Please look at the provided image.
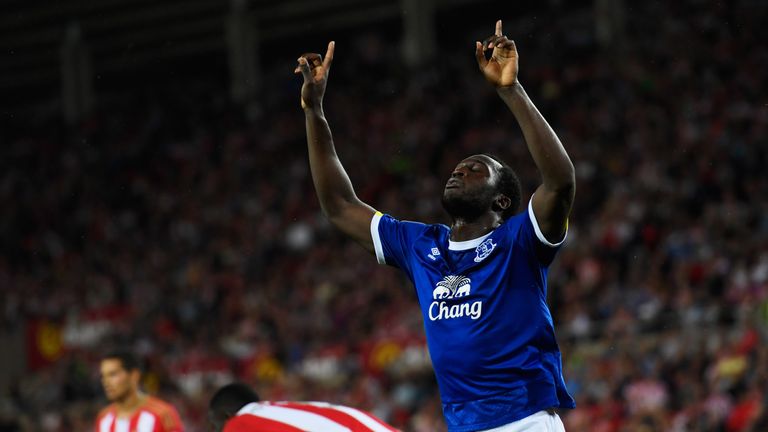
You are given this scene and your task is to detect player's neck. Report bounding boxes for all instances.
[115,391,146,416]
[449,214,501,241]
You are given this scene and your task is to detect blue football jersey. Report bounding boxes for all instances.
[370,199,575,432]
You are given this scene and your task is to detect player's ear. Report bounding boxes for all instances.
[493,194,511,213]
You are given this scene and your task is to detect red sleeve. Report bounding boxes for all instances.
[146,399,184,432]
[223,415,304,432]
[156,406,184,432]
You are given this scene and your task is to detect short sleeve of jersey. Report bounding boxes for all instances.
[157,405,184,432]
[370,212,429,274]
[516,198,568,266]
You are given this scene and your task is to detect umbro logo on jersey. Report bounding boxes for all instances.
[474,238,496,262]
[427,247,440,261]
[429,275,482,321]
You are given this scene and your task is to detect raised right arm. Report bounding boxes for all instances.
[296,42,376,253]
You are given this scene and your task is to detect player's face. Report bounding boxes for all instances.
[100,359,138,402]
[442,155,502,218]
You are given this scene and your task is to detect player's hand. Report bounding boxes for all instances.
[475,20,518,88]
[295,41,335,110]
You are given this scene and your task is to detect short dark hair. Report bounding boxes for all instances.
[208,383,260,429]
[483,154,522,219]
[101,350,141,372]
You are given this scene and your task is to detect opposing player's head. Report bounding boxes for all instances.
[100,350,142,403]
[208,382,260,431]
[442,154,521,221]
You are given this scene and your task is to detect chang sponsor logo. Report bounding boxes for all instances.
[428,275,483,321]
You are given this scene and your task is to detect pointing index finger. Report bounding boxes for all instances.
[323,41,335,71]
[495,20,502,36]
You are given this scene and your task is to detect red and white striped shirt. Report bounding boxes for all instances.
[95,395,184,432]
[222,401,400,432]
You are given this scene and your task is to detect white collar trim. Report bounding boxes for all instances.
[448,230,494,251]
[237,402,260,416]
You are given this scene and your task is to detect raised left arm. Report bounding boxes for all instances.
[476,20,575,242]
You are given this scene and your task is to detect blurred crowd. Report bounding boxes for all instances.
[2,1,768,431]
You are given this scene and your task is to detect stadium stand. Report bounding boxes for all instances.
[1,1,766,430]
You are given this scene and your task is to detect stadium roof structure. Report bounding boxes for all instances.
[0,0,494,93]
[0,0,590,106]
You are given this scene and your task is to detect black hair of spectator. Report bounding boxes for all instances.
[101,350,142,373]
[483,154,522,219]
